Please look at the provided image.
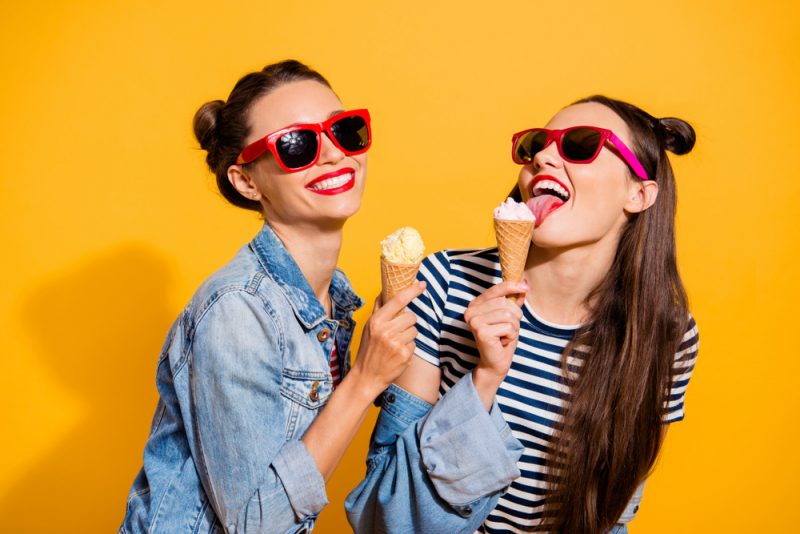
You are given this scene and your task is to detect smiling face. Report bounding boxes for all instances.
[518,102,658,250]
[227,79,367,228]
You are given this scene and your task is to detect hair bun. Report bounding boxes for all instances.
[193,100,225,153]
[656,117,696,155]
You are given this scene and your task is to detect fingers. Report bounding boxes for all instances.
[467,307,522,330]
[476,280,529,302]
[379,280,427,318]
[395,321,418,345]
[465,291,524,324]
[474,322,519,346]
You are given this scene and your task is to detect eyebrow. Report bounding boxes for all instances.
[283,109,346,128]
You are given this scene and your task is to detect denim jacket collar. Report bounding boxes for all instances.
[250,223,364,329]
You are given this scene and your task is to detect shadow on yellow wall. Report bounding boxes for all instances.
[1,246,174,532]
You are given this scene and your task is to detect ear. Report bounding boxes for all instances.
[624,179,659,214]
[227,164,263,202]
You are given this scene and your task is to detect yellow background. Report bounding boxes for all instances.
[1,1,797,532]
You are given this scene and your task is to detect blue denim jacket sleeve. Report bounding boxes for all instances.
[345,372,523,534]
[190,290,326,533]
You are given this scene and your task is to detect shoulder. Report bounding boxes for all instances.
[420,247,499,278]
[419,247,500,293]
[673,312,699,369]
[422,247,498,265]
[679,313,700,351]
[186,245,283,333]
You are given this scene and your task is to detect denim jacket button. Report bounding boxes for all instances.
[309,381,320,402]
[317,328,331,342]
[461,505,472,516]
[385,392,396,404]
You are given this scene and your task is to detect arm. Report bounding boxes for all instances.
[345,371,523,534]
[392,351,441,405]
[191,290,316,533]
[302,283,423,482]
[346,279,529,533]
[190,284,424,533]
[346,250,528,533]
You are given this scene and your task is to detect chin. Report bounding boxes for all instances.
[531,223,584,250]
[322,199,362,224]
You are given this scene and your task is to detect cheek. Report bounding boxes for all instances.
[517,168,534,201]
[571,162,629,207]
[356,154,368,178]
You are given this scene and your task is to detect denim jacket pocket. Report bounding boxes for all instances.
[280,369,333,439]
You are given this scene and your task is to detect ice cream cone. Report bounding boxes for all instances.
[494,218,534,285]
[380,256,421,303]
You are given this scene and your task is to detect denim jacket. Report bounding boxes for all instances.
[345,373,525,534]
[120,223,363,534]
[345,373,645,533]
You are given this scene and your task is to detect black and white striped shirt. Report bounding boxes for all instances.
[409,248,699,533]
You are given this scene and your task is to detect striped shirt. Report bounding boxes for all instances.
[408,248,699,533]
[330,340,342,387]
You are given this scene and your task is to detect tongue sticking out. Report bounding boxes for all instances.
[526,195,565,226]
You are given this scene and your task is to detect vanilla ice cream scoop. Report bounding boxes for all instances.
[381,227,425,264]
[493,197,536,221]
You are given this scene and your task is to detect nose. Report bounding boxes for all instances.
[317,132,346,166]
[531,140,563,172]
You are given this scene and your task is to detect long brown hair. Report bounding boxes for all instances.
[193,59,331,212]
[510,95,695,532]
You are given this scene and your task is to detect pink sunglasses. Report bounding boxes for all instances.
[511,126,650,180]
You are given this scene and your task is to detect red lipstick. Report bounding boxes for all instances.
[305,167,356,196]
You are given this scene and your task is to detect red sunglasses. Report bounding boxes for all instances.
[511,126,650,180]
[236,109,371,172]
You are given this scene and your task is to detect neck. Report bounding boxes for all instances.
[268,218,343,315]
[524,233,619,325]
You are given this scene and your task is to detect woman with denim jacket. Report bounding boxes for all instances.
[346,96,699,533]
[119,60,425,534]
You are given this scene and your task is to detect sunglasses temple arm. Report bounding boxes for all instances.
[237,137,269,165]
[609,133,649,180]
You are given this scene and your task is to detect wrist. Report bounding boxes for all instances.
[472,367,503,411]
[341,365,385,407]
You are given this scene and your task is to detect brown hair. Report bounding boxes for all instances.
[193,59,331,212]
[511,95,695,532]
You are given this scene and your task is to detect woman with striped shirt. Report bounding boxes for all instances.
[346,95,699,533]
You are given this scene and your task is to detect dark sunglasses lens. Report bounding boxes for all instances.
[331,115,370,152]
[276,130,318,169]
[562,128,602,161]
[514,130,549,162]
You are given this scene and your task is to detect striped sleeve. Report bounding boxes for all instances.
[664,314,699,423]
[408,251,451,367]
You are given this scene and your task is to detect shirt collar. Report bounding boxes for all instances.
[249,223,364,329]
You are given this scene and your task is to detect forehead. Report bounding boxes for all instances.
[246,80,343,141]
[545,102,631,140]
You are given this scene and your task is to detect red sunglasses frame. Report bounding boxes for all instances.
[236,109,372,172]
[511,126,650,180]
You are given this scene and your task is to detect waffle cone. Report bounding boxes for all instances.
[381,257,421,303]
[494,218,534,283]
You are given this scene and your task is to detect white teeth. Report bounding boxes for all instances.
[308,173,353,191]
[532,179,570,199]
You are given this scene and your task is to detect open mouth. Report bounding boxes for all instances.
[527,176,570,225]
[305,168,356,195]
